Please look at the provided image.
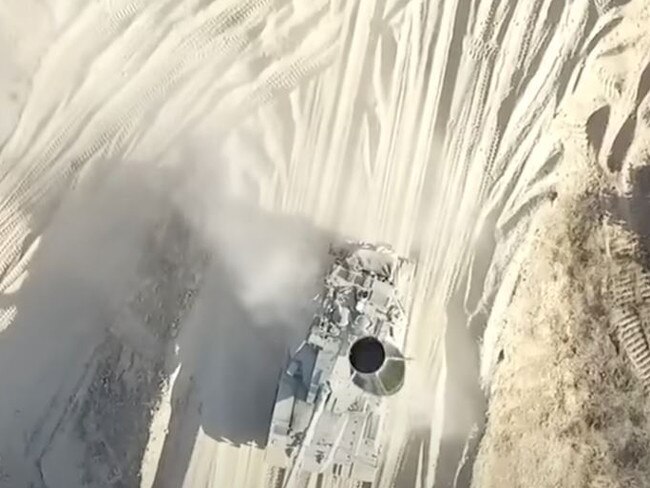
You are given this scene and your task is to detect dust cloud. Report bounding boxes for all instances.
[162,138,334,447]
[0,161,173,485]
[0,134,334,486]
[170,143,331,329]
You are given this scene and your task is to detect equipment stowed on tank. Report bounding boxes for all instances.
[265,240,416,487]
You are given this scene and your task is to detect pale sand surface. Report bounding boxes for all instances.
[0,1,648,487]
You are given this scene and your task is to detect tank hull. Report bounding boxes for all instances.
[265,241,415,486]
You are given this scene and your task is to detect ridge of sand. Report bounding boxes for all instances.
[474,1,650,485]
[0,0,648,487]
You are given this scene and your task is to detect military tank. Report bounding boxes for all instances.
[265,241,416,487]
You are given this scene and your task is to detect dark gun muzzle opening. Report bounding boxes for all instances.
[349,336,386,374]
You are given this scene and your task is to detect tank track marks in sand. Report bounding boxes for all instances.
[124,211,208,343]
[79,338,154,485]
[37,211,207,488]
[0,0,334,290]
[351,481,372,488]
[267,469,375,488]
[611,305,650,390]
[264,466,286,488]
[607,225,650,392]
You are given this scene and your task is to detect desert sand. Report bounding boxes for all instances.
[0,0,648,487]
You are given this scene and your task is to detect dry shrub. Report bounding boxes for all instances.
[472,190,650,488]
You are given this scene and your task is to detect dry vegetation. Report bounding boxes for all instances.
[473,187,650,487]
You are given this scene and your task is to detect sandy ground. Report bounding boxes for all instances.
[0,0,649,487]
[473,1,650,486]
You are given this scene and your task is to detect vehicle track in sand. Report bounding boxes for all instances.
[166,1,605,486]
[0,0,643,487]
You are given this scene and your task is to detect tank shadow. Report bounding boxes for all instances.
[174,204,335,448]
